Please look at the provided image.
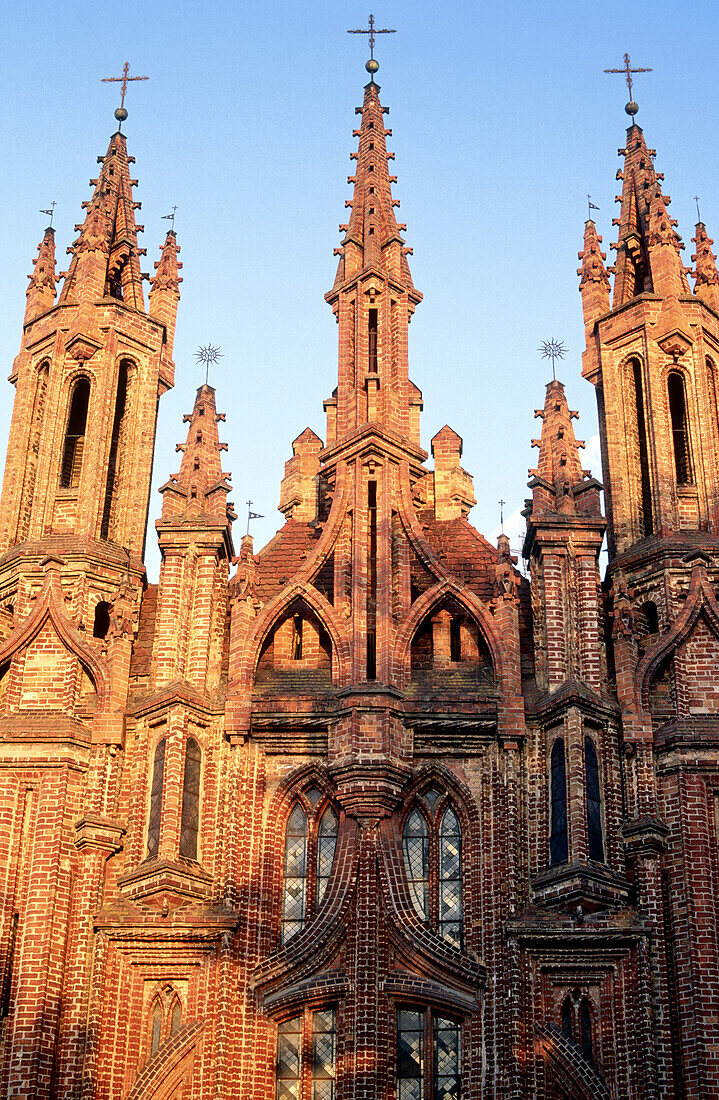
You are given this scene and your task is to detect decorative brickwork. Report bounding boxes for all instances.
[1,74,719,1100]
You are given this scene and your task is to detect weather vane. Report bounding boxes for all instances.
[101,62,149,127]
[539,338,567,382]
[498,499,506,534]
[587,194,599,220]
[246,500,264,536]
[162,206,178,231]
[195,344,223,385]
[40,201,56,228]
[348,13,396,77]
[603,52,652,118]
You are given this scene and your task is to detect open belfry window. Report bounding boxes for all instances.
[60,377,90,489]
[402,788,463,949]
[276,1007,337,1100]
[584,736,605,863]
[396,1008,461,1100]
[281,789,339,944]
[549,738,568,866]
[668,370,693,484]
[147,738,166,859]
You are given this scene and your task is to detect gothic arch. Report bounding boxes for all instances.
[126,1020,203,1100]
[392,580,502,689]
[536,1024,611,1100]
[0,567,111,710]
[241,582,351,688]
[636,560,719,711]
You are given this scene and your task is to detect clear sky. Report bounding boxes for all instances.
[1,1,718,580]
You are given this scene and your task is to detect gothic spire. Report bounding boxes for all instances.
[58,130,147,309]
[692,221,719,311]
[611,124,688,306]
[328,80,417,296]
[25,226,56,323]
[149,230,182,354]
[577,219,611,327]
[158,384,235,529]
[528,380,601,518]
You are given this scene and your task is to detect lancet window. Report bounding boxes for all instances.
[60,377,91,489]
[549,739,568,866]
[560,992,595,1064]
[147,738,166,859]
[148,989,183,1060]
[668,370,693,485]
[584,736,605,863]
[281,788,339,944]
[180,737,202,860]
[396,1008,461,1100]
[401,789,463,949]
[276,1007,337,1100]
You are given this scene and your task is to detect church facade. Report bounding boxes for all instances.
[0,62,717,1100]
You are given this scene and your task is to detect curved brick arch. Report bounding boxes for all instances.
[536,1023,611,1100]
[240,581,352,689]
[636,561,719,712]
[126,1020,203,1100]
[0,566,111,710]
[392,579,504,691]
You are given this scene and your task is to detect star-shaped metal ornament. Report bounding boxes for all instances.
[195,344,223,384]
[538,338,567,382]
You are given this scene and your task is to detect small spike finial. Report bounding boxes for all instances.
[538,338,567,383]
[347,13,396,77]
[695,195,702,223]
[101,62,149,127]
[604,52,652,117]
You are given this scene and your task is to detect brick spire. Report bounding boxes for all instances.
[692,221,719,311]
[528,380,600,517]
[329,79,416,294]
[149,230,182,353]
[58,130,146,309]
[159,384,235,526]
[611,124,688,306]
[24,226,56,323]
[577,218,611,327]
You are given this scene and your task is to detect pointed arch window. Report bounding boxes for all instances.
[668,371,693,484]
[180,737,202,860]
[560,993,596,1065]
[150,1000,163,1057]
[281,789,339,944]
[276,1007,337,1100]
[550,739,568,866]
[396,1008,461,1100]
[402,790,464,949]
[584,736,605,863]
[60,377,90,489]
[628,358,653,536]
[101,359,131,540]
[147,738,166,859]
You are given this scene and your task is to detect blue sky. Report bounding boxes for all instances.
[1,1,718,579]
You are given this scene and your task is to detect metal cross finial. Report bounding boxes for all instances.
[246,501,264,536]
[101,62,149,126]
[40,200,56,228]
[538,338,567,383]
[587,194,599,221]
[604,52,652,106]
[195,344,223,385]
[498,500,506,534]
[348,13,396,75]
[162,206,178,231]
[695,195,702,223]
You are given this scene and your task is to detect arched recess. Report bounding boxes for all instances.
[126,1020,204,1100]
[0,569,111,712]
[535,1024,611,1100]
[60,376,91,490]
[636,562,719,712]
[667,369,694,485]
[622,355,653,538]
[18,359,50,541]
[255,600,333,684]
[240,582,351,690]
[393,581,502,691]
[101,357,135,541]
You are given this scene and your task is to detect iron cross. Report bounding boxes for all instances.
[101,62,149,110]
[347,14,396,61]
[603,53,652,102]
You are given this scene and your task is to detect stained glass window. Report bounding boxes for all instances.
[180,737,201,860]
[397,1009,461,1100]
[316,807,338,905]
[403,809,429,920]
[550,739,568,866]
[276,1008,336,1100]
[281,791,340,945]
[282,804,308,944]
[584,737,605,863]
[402,796,464,947]
[147,738,165,859]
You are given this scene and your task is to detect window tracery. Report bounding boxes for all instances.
[401,788,463,949]
[281,787,339,944]
[276,1006,337,1100]
[396,1007,461,1100]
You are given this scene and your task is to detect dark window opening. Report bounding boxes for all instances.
[93,601,111,639]
[0,913,18,1020]
[561,997,573,1040]
[450,616,462,662]
[147,738,165,859]
[585,736,605,862]
[179,737,201,860]
[630,359,653,535]
[642,600,659,635]
[368,308,378,372]
[668,371,693,484]
[60,378,91,489]
[367,480,377,679]
[101,361,129,539]
[198,407,205,416]
[550,739,568,865]
[580,1000,594,1062]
